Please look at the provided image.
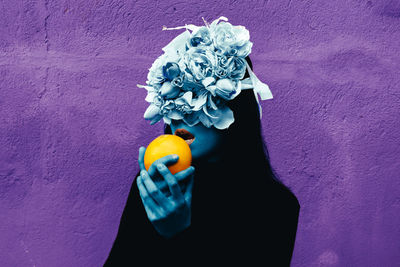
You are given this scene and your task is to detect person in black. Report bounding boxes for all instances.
[104,57,300,266]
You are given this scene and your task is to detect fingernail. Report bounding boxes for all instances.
[172,154,179,159]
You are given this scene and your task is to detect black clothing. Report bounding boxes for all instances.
[104,159,300,267]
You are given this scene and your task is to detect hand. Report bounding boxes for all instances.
[137,147,194,196]
[136,146,195,238]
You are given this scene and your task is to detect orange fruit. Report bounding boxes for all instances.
[144,134,192,175]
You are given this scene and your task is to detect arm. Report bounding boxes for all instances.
[104,148,196,266]
[136,146,195,238]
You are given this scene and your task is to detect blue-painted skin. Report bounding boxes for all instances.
[137,119,227,238]
[169,119,227,162]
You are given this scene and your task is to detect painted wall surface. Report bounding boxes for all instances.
[1,0,399,266]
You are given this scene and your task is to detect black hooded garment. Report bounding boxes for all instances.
[104,158,300,267]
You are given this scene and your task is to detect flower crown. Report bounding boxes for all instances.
[138,16,273,130]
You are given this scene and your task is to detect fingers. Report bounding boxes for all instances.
[155,165,195,192]
[140,170,173,212]
[138,146,178,176]
[148,154,179,178]
[174,166,195,182]
[138,146,146,171]
[157,163,184,204]
[136,176,163,220]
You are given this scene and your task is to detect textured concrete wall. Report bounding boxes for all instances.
[1,0,399,266]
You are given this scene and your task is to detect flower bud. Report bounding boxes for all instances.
[162,62,181,81]
[144,104,161,120]
[160,82,181,99]
[214,78,239,100]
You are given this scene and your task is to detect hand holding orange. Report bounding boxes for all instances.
[144,134,192,175]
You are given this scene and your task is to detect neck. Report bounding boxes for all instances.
[193,148,225,166]
[205,152,222,163]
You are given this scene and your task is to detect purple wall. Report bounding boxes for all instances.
[1,0,399,266]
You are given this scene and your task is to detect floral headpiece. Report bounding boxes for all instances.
[138,16,273,130]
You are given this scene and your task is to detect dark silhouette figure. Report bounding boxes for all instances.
[104,57,300,266]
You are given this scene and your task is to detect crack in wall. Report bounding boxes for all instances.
[44,14,50,51]
[38,67,49,99]
[40,0,51,99]
[44,0,50,52]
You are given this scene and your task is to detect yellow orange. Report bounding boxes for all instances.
[144,134,192,175]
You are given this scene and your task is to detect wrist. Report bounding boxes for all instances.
[155,215,191,239]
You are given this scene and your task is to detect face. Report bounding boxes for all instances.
[169,119,227,162]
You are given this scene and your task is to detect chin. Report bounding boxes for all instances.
[191,148,214,162]
[189,147,201,160]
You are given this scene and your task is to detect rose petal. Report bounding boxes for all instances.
[145,91,157,103]
[183,112,200,126]
[144,104,161,120]
[198,112,213,128]
[214,79,239,100]
[202,105,218,119]
[202,76,215,87]
[161,30,191,55]
[163,116,171,124]
[168,110,184,120]
[205,85,217,97]
[150,115,163,125]
[182,91,193,105]
[175,91,193,106]
[160,82,181,99]
[208,94,218,110]
[192,91,208,111]
[211,106,235,130]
